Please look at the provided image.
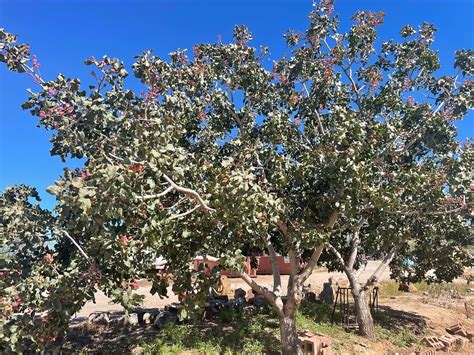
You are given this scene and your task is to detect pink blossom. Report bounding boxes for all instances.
[33,55,41,69]
[47,88,56,96]
[11,297,22,308]
[129,280,139,290]
[39,110,47,118]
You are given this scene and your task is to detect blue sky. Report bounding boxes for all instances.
[1,0,473,209]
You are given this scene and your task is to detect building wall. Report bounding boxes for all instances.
[256,256,293,275]
[193,257,257,277]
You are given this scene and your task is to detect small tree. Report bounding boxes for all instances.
[1,0,473,352]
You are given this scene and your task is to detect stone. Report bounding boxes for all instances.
[208,295,229,303]
[142,312,153,325]
[234,288,247,300]
[242,304,257,316]
[88,311,110,324]
[226,297,246,309]
[153,311,178,329]
[131,346,144,354]
[164,304,179,314]
[108,314,127,326]
[252,294,268,307]
[454,335,469,349]
[398,283,417,293]
[127,313,139,326]
[208,295,229,308]
[319,278,335,305]
[305,292,316,302]
[202,306,219,320]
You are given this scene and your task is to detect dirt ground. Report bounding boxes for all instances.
[75,261,391,319]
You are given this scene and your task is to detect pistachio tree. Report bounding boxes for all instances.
[0,185,97,351]
[1,0,473,352]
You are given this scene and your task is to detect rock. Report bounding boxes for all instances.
[108,314,127,326]
[242,304,257,316]
[226,297,246,309]
[253,294,268,307]
[319,278,335,304]
[153,311,178,329]
[142,312,153,325]
[208,295,229,303]
[208,295,229,308]
[398,283,417,293]
[164,304,179,314]
[202,306,219,320]
[131,346,144,354]
[127,313,139,326]
[88,311,110,324]
[234,288,247,300]
[305,292,316,302]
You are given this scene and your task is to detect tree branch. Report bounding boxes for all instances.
[364,244,403,288]
[63,231,90,261]
[136,185,174,200]
[296,210,339,285]
[389,207,463,217]
[288,249,299,298]
[240,270,284,316]
[162,174,215,213]
[168,205,200,220]
[263,235,282,296]
[325,242,346,270]
[346,218,365,270]
[302,82,325,135]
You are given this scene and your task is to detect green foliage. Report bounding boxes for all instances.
[376,325,420,348]
[0,186,95,351]
[297,302,349,342]
[141,314,279,354]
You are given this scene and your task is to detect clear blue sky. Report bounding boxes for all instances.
[1,0,473,209]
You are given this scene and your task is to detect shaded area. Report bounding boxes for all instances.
[376,305,427,335]
[60,309,281,353]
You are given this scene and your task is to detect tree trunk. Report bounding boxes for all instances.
[279,311,301,354]
[352,289,376,338]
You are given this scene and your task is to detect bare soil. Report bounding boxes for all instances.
[74,261,390,320]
